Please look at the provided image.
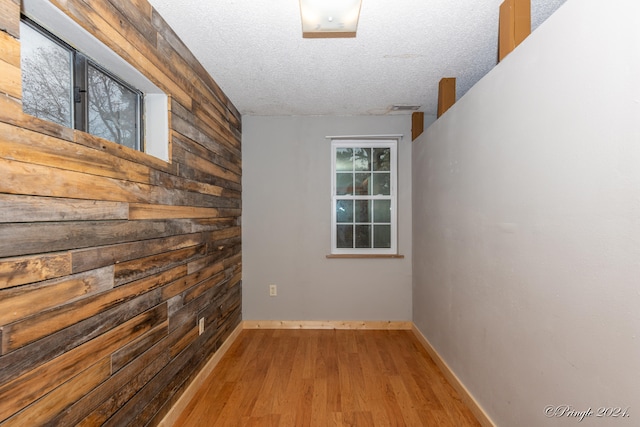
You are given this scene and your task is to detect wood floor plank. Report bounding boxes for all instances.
[174,329,481,426]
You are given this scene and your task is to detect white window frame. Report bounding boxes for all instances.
[22,0,169,162]
[330,137,398,255]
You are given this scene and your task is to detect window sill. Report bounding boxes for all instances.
[326,254,405,259]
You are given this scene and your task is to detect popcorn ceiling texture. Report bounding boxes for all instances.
[148,0,567,117]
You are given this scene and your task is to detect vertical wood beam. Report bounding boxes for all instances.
[411,112,424,141]
[498,0,531,62]
[437,77,456,118]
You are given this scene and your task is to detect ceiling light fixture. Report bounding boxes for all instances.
[299,0,362,38]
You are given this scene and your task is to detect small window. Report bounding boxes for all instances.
[331,139,397,254]
[21,18,143,150]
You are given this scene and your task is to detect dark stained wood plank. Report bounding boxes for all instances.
[111,320,168,373]
[0,252,71,289]
[162,260,225,301]
[51,332,171,426]
[0,219,192,258]
[0,288,164,386]
[71,232,203,273]
[0,0,242,423]
[1,357,111,426]
[0,266,114,325]
[1,266,183,353]
[150,169,225,197]
[114,244,205,286]
[0,303,168,422]
[0,194,129,223]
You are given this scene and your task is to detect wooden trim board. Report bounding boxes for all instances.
[243,320,413,330]
[411,324,495,427]
[157,322,244,427]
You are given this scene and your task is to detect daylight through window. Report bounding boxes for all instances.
[331,139,398,255]
[21,18,143,150]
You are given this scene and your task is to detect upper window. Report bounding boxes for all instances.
[21,18,142,150]
[331,139,397,255]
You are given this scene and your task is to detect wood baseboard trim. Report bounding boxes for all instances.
[158,322,244,427]
[411,325,495,427]
[243,320,413,330]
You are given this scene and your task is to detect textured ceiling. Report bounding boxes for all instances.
[147,0,567,117]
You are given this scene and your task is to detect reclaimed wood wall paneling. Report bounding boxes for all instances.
[0,0,242,424]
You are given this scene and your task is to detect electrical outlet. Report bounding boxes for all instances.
[269,284,277,297]
[198,317,205,335]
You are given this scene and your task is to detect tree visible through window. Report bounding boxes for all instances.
[20,18,142,150]
[331,139,397,254]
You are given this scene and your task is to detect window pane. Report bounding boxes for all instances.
[373,225,391,248]
[373,148,390,171]
[20,23,73,128]
[373,200,391,223]
[355,225,371,248]
[88,64,138,149]
[355,200,371,223]
[353,148,371,171]
[372,173,391,195]
[336,225,353,248]
[336,173,353,195]
[336,200,353,223]
[336,148,353,171]
[355,173,371,195]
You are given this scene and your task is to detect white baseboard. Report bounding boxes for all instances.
[157,322,243,427]
[411,324,495,427]
[242,320,413,330]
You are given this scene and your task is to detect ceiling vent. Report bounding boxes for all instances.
[391,105,421,112]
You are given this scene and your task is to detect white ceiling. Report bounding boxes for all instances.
[147,0,567,117]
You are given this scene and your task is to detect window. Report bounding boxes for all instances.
[331,139,398,255]
[21,18,142,150]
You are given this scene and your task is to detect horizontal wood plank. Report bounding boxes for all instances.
[0,266,114,325]
[51,332,170,426]
[0,30,19,67]
[49,0,192,109]
[0,252,71,289]
[0,0,243,423]
[0,303,167,423]
[1,357,111,427]
[0,57,20,98]
[0,122,152,184]
[0,220,191,258]
[1,266,183,353]
[0,194,129,223]
[114,244,205,286]
[0,288,163,386]
[129,203,219,220]
[71,232,203,273]
[0,0,20,38]
[111,320,168,373]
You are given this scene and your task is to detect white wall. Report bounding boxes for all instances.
[243,115,414,321]
[413,0,640,426]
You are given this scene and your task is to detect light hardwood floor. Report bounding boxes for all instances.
[174,329,481,426]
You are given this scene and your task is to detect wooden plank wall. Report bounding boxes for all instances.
[0,0,242,424]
